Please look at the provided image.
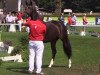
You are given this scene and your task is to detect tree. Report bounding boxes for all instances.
[54,0,62,14]
[37,0,55,12]
[34,0,100,13]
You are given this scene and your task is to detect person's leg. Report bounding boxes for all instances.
[18,20,22,32]
[35,41,44,74]
[83,26,86,32]
[28,41,35,72]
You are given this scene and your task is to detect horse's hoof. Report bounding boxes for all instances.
[48,65,52,68]
[68,65,71,68]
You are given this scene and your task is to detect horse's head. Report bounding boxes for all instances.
[23,0,44,21]
[22,0,36,19]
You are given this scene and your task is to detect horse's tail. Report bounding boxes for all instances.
[59,21,72,59]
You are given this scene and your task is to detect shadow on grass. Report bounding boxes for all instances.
[6,66,29,74]
[6,64,100,75]
[6,64,67,74]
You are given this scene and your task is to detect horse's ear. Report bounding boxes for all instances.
[25,0,32,6]
[25,0,28,6]
[30,0,33,6]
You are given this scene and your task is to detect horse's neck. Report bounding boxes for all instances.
[39,15,44,21]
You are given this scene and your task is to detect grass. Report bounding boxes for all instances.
[44,16,95,22]
[0,30,100,75]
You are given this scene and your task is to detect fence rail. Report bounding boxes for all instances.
[71,22,100,27]
[0,23,19,32]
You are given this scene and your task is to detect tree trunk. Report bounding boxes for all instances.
[55,0,62,15]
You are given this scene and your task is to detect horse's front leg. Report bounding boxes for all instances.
[48,41,57,68]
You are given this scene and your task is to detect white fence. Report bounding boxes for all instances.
[71,21,100,27]
[0,54,23,62]
[0,23,19,32]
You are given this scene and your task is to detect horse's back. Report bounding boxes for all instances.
[43,21,60,42]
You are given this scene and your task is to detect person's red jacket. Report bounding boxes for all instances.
[17,12,23,20]
[83,16,88,25]
[25,19,46,41]
[68,16,72,25]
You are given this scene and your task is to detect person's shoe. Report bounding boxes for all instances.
[35,72,44,75]
[28,71,33,74]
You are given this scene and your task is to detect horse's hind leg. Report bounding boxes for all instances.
[48,40,57,68]
[62,38,72,68]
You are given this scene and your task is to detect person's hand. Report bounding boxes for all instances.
[21,19,26,24]
[21,26,25,29]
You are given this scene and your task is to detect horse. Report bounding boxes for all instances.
[23,0,72,68]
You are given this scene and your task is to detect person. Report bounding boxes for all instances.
[5,12,14,31]
[12,13,17,23]
[46,16,52,22]
[82,13,88,32]
[17,11,23,32]
[0,13,6,23]
[72,13,77,25]
[5,12,12,23]
[58,13,65,22]
[71,13,77,31]
[9,13,17,32]
[58,13,67,26]
[22,9,46,75]
[67,15,72,30]
[66,15,73,34]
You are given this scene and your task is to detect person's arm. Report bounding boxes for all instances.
[5,16,8,22]
[21,19,30,29]
[75,16,77,21]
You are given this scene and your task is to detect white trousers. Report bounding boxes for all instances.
[28,40,44,73]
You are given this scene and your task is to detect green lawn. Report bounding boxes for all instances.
[44,16,95,22]
[0,31,100,75]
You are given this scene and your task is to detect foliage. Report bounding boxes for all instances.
[37,0,55,12]
[0,26,8,32]
[10,45,22,56]
[3,40,12,46]
[19,33,28,46]
[5,32,29,61]
[21,46,29,62]
[18,33,29,62]
[8,32,29,61]
[0,59,2,66]
[36,0,100,13]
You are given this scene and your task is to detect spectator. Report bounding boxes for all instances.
[0,14,6,23]
[58,13,68,26]
[5,12,13,23]
[58,13,65,22]
[46,16,52,22]
[72,13,77,25]
[5,12,14,31]
[71,13,77,31]
[12,13,17,23]
[17,11,23,32]
[82,13,88,32]
[67,15,72,32]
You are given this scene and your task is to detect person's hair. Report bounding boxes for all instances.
[31,9,39,21]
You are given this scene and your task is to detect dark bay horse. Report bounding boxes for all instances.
[23,0,72,68]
